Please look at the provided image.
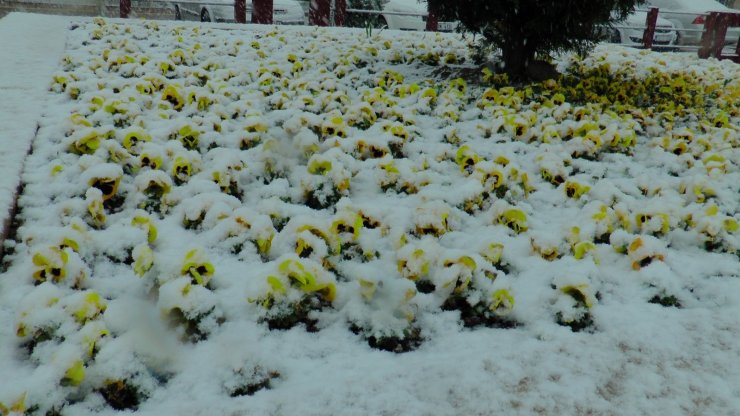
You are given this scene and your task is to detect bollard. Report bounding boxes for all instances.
[735,13,740,61]
[698,12,720,59]
[119,0,131,18]
[641,7,658,50]
[712,13,732,58]
[425,3,438,32]
[253,0,273,24]
[235,0,246,23]
[698,12,740,61]
[309,0,330,26]
[334,0,347,27]
[717,13,740,62]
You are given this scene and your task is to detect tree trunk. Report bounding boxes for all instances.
[501,40,534,81]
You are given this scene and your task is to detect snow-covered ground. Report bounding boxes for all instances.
[0,12,739,416]
[0,13,70,243]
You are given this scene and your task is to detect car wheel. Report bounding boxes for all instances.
[174,5,182,20]
[201,8,211,22]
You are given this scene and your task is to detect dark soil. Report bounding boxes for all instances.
[351,324,424,353]
[649,294,681,308]
[99,379,141,411]
[556,311,594,333]
[441,295,519,329]
[264,295,329,332]
[229,370,280,397]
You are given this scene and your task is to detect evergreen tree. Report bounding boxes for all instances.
[428,0,645,79]
[346,0,387,28]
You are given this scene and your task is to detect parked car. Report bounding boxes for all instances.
[610,10,678,47]
[346,0,456,32]
[173,0,306,24]
[645,0,740,46]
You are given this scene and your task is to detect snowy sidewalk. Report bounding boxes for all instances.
[0,13,70,244]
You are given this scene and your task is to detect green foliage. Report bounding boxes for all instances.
[352,324,424,353]
[428,0,645,78]
[345,0,387,29]
[649,294,681,308]
[229,368,280,397]
[99,379,142,411]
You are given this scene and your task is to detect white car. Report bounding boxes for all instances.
[645,0,740,46]
[381,0,456,31]
[346,0,456,32]
[173,0,306,24]
[611,10,678,47]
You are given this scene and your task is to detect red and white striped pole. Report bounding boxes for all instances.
[309,0,331,26]
[709,13,732,58]
[704,12,740,62]
[234,0,246,23]
[425,1,438,31]
[699,12,721,59]
[252,0,274,24]
[641,7,658,50]
[334,0,347,27]
[119,0,131,18]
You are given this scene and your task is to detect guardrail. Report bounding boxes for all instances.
[607,6,739,62]
[118,0,442,30]
[699,11,740,60]
[116,0,739,61]
[312,0,439,30]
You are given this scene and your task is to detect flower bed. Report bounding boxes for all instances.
[1,17,738,415]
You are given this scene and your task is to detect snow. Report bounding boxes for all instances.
[0,12,739,416]
[0,13,70,243]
